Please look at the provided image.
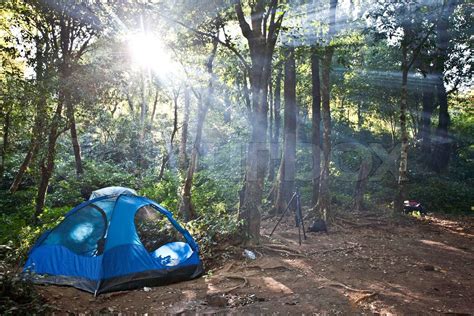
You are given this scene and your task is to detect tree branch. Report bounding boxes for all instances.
[168,17,251,72]
[235,1,252,39]
[407,24,436,70]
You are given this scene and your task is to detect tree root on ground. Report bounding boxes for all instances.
[353,292,378,304]
[246,264,292,272]
[326,281,375,294]
[212,274,249,294]
[258,245,307,258]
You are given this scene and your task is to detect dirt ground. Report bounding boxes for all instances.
[37,212,474,315]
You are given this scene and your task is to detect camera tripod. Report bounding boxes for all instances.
[269,189,307,245]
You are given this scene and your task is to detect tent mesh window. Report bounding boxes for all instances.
[41,204,107,256]
[134,205,186,252]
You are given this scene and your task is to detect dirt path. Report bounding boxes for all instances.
[38,213,474,314]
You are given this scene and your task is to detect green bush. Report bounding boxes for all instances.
[139,171,180,211]
[0,205,70,263]
[49,160,138,207]
[408,177,473,213]
[185,209,242,260]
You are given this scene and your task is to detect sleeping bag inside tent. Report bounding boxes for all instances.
[22,193,203,295]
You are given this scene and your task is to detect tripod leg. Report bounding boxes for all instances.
[298,194,307,240]
[296,193,302,245]
[298,218,302,245]
[270,192,297,237]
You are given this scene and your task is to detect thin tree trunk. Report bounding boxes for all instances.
[394,45,409,214]
[178,86,190,172]
[179,40,218,222]
[137,73,147,170]
[10,39,47,193]
[179,97,206,222]
[357,101,363,129]
[315,0,337,221]
[224,93,232,123]
[67,102,83,175]
[268,79,274,180]
[0,111,10,181]
[275,46,297,214]
[268,67,282,186]
[353,159,370,212]
[311,49,321,207]
[151,89,158,122]
[420,87,434,159]
[140,73,147,128]
[10,141,38,193]
[34,99,64,223]
[126,91,135,114]
[389,114,396,147]
[158,92,179,180]
[34,20,71,221]
[317,46,334,221]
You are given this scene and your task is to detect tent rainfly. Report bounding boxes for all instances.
[22,190,203,295]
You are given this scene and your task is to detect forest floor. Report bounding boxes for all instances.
[36,212,474,315]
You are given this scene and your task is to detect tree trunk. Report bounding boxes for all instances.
[311,49,321,207]
[316,46,334,221]
[268,67,282,184]
[179,41,218,222]
[34,98,64,223]
[314,0,337,221]
[353,159,370,212]
[137,73,148,170]
[431,0,455,173]
[10,140,38,193]
[179,97,206,222]
[275,46,297,214]
[67,102,83,175]
[9,39,47,193]
[0,111,10,181]
[178,86,190,172]
[34,21,71,221]
[357,101,363,129]
[394,45,409,214]
[157,95,179,181]
[420,86,434,159]
[151,89,158,122]
[235,0,284,243]
[268,79,274,180]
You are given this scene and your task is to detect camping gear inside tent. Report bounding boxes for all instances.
[89,186,137,200]
[22,193,203,295]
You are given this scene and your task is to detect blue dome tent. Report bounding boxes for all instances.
[22,192,203,295]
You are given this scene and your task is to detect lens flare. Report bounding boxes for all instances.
[128,32,175,75]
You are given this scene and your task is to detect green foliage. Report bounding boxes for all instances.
[139,172,180,211]
[0,205,69,262]
[408,177,473,214]
[50,160,139,207]
[0,271,49,315]
[185,209,242,260]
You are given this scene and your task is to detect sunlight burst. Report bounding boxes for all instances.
[128,32,175,76]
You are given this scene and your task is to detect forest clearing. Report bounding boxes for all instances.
[33,213,474,314]
[0,0,472,314]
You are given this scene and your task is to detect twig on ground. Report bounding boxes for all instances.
[327,281,374,294]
